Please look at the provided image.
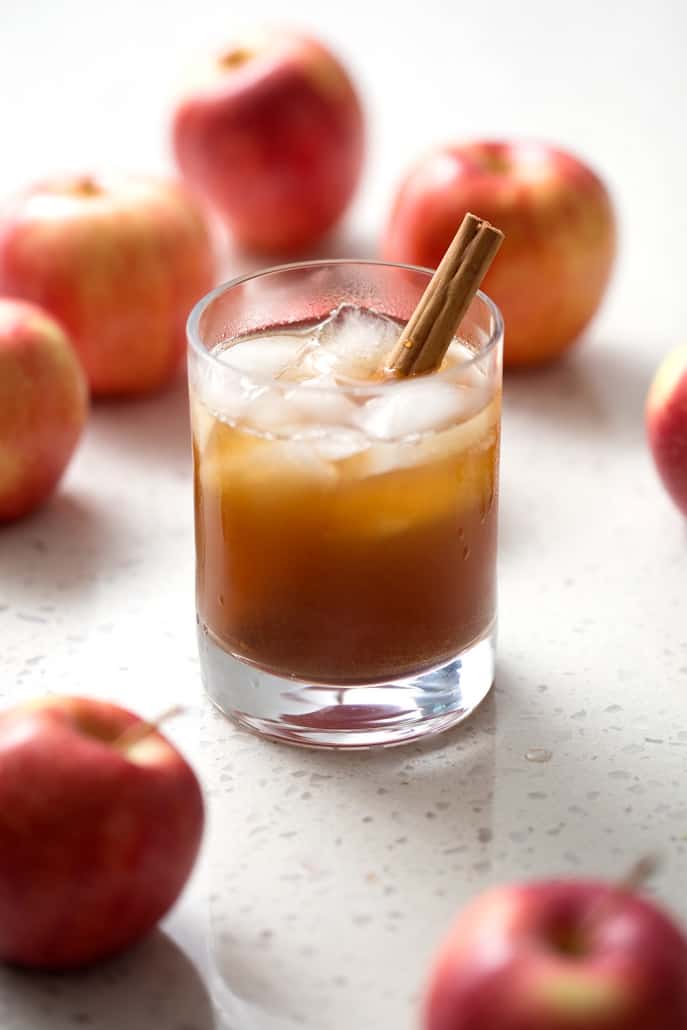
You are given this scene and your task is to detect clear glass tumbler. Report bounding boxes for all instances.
[187,260,503,748]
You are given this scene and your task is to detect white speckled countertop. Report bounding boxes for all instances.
[2,1,687,1027]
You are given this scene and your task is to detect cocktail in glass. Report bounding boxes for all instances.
[187,261,503,747]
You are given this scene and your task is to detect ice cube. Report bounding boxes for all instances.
[408,399,499,468]
[355,379,465,441]
[444,340,488,389]
[215,333,307,379]
[339,440,403,479]
[197,420,270,491]
[199,421,338,494]
[443,398,500,455]
[240,440,339,491]
[292,304,401,381]
[190,358,268,426]
[242,386,302,435]
[312,428,370,462]
[224,438,340,495]
[283,379,358,426]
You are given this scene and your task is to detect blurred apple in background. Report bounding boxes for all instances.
[0,298,87,523]
[171,29,365,254]
[0,696,204,970]
[383,141,616,368]
[424,878,687,1030]
[646,344,687,517]
[0,176,214,397]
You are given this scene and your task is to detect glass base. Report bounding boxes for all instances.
[198,623,496,749]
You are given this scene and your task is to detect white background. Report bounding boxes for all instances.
[2,1,687,1028]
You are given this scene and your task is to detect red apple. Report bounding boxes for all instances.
[0,175,215,397]
[0,298,87,523]
[0,696,204,970]
[382,141,616,367]
[646,344,687,516]
[171,29,365,254]
[424,879,687,1030]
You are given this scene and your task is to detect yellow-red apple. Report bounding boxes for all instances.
[0,298,87,523]
[382,141,616,367]
[0,696,204,970]
[424,879,687,1030]
[0,176,215,397]
[646,344,687,516]
[171,29,365,254]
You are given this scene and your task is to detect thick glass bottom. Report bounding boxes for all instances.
[198,621,496,749]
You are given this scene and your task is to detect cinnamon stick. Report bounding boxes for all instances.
[384,213,504,377]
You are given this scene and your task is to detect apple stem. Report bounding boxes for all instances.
[72,175,101,197]
[218,47,252,69]
[112,704,185,753]
[617,854,660,893]
[580,854,660,940]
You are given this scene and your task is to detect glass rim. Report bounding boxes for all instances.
[186,258,504,394]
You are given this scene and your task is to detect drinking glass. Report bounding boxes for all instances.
[187,260,503,748]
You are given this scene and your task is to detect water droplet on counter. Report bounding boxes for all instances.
[525,748,553,763]
[462,545,471,561]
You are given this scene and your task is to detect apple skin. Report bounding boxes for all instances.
[172,29,365,254]
[646,345,687,516]
[0,696,204,970]
[0,298,88,523]
[382,141,616,367]
[424,880,687,1030]
[0,175,215,397]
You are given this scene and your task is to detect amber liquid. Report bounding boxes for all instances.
[193,395,500,685]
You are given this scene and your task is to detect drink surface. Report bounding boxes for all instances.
[191,305,500,684]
